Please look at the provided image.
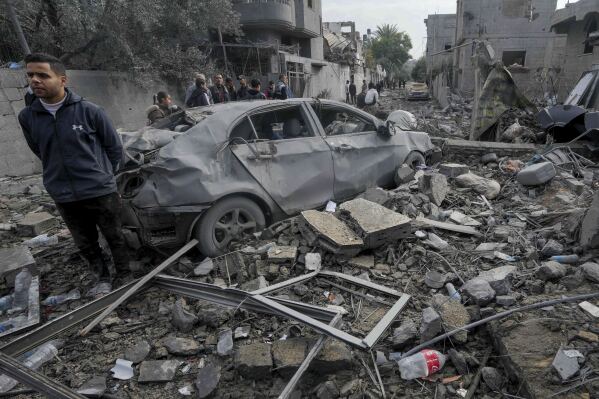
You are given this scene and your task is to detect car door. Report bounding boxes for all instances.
[229,103,334,215]
[309,103,401,201]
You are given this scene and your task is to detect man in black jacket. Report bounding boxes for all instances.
[209,74,230,104]
[18,53,129,282]
[246,79,266,100]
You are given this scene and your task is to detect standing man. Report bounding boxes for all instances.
[237,76,249,100]
[345,80,350,103]
[225,77,237,101]
[361,79,368,94]
[275,74,293,100]
[209,74,230,104]
[185,73,213,105]
[364,82,380,114]
[246,79,267,100]
[264,81,276,99]
[186,76,212,108]
[18,53,129,282]
[349,80,357,105]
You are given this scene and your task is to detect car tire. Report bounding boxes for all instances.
[404,151,426,169]
[195,197,266,256]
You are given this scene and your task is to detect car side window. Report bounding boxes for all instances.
[249,105,314,141]
[230,117,257,142]
[312,105,376,136]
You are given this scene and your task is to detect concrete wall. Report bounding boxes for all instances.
[431,72,451,108]
[425,14,456,73]
[0,69,170,177]
[454,0,558,95]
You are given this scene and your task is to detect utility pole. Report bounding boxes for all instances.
[5,0,31,56]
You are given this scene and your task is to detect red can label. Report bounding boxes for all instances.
[421,350,441,376]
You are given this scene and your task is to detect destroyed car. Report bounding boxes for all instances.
[118,99,438,256]
[407,82,431,101]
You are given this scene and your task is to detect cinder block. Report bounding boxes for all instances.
[17,212,57,236]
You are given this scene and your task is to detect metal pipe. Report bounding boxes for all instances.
[402,291,599,358]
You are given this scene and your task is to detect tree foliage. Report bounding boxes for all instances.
[368,24,412,78]
[0,0,241,87]
[411,57,427,82]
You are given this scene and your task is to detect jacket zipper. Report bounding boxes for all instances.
[52,103,80,201]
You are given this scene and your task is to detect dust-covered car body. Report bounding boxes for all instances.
[118,99,438,255]
[407,83,431,101]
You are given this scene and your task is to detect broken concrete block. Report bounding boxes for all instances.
[535,261,567,281]
[540,239,564,257]
[581,190,599,248]
[495,295,516,307]
[552,348,582,381]
[339,198,412,249]
[272,338,308,376]
[138,360,181,383]
[312,340,353,373]
[418,173,448,206]
[424,271,446,289]
[195,364,220,399]
[241,276,268,292]
[482,367,504,391]
[517,162,556,186]
[123,340,151,364]
[267,246,297,264]
[17,212,57,236]
[217,329,233,356]
[420,307,442,343]
[435,300,470,344]
[348,255,375,270]
[564,178,585,195]
[455,172,501,199]
[162,336,201,356]
[304,253,321,271]
[358,187,391,205]
[423,233,449,250]
[234,343,272,380]
[171,299,198,332]
[581,262,599,283]
[439,163,470,178]
[579,301,599,318]
[193,258,214,276]
[395,165,415,185]
[478,266,517,295]
[462,278,495,306]
[218,252,244,277]
[0,246,36,287]
[448,349,469,375]
[392,319,418,349]
[299,210,363,256]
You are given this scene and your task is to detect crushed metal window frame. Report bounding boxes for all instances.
[0,244,410,397]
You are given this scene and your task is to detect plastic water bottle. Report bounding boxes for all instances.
[12,269,32,311]
[549,255,579,264]
[23,234,58,248]
[0,295,13,312]
[42,289,81,306]
[0,340,63,392]
[397,349,447,380]
[445,283,461,302]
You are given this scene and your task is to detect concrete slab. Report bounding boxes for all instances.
[299,210,363,256]
[138,360,181,383]
[339,198,411,249]
[17,212,58,237]
[267,246,298,264]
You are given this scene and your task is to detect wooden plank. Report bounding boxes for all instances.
[415,216,481,237]
[79,239,198,336]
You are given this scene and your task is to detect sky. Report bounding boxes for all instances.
[322,0,577,58]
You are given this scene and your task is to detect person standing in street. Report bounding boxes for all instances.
[345,80,350,103]
[18,53,129,283]
[363,82,380,114]
[361,80,368,94]
[237,76,249,100]
[225,77,237,101]
[246,79,267,100]
[186,76,212,108]
[275,74,293,100]
[264,81,276,99]
[349,80,357,105]
[209,74,230,104]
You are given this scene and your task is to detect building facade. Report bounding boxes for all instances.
[452,0,557,96]
[424,14,456,75]
[551,0,599,100]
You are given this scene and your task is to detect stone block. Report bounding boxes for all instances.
[439,163,469,178]
[394,165,415,185]
[299,210,363,256]
[435,299,470,344]
[535,261,567,281]
[420,307,442,343]
[272,338,309,376]
[234,343,273,380]
[339,198,412,249]
[418,173,449,206]
[581,262,599,283]
[462,278,495,306]
[478,266,517,295]
[312,340,353,373]
[162,336,201,356]
[564,178,585,195]
[17,212,58,236]
[267,245,297,263]
[392,319,417,349]
[348,255,375,269]
[138,360,181,383]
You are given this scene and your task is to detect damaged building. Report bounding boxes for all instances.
[451,0,559,97]
[424,14,456,76]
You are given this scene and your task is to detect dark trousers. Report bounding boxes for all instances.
[346,93,350,103]
[56,192,129,271]
[350,94,356,104]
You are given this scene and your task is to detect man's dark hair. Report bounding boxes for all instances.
[225,77,233,83]
[268,80,275,85]
[368,82,375,89]
[24,53,66,77]
[156,91,169,104]
[250,79,261,89]
[195,77,206,87]
[279,74,286,80]
[346,80,350,84]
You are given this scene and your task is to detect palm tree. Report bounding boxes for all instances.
[375,24,399,40]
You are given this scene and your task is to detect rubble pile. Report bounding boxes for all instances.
[1,90,599,398]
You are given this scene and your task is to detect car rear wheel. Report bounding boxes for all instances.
[195,197,266,256]
[404,151,426,169]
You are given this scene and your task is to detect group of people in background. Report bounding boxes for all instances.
[147,73,294,125]
[344,78,408,114]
